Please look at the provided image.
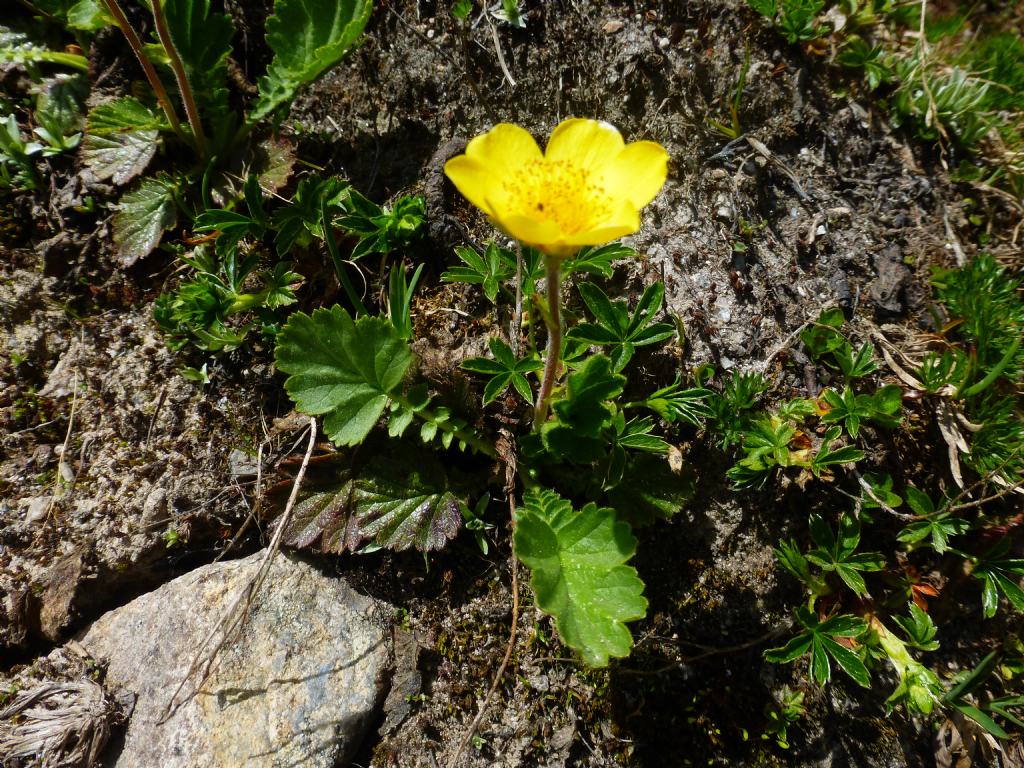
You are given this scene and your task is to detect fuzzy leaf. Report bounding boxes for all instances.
[280,449,464,553]
[275,307,412,447]
[66,0,113,30]
[352,461,463,551]
[111,176,178,266]
[249,0,373,123]
[514,489,647,667]
[607,454,695,527]
[162,0,234,125]
[82,98,164,185]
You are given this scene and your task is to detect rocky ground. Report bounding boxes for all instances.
[1,1,1022,766]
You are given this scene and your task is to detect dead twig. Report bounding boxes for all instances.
[448,433,520,768]
[852,470,916,521]
[482,8,517,88]
[160,417,317,723]
[41,339,82,533]
[216,440,267,562]
[510,240,524,357]
[618,627,788,676]
[752,320,810,376]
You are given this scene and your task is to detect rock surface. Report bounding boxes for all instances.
[77,550,392,767]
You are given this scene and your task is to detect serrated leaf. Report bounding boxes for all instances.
[514,489,647,667]
[86,97,166,134]
[83,98,164,185]
[275,307,412,446]
[249,0,373,123]
[81,130,159,185]
[280,448,465,553]
[606,454,695,527]
[111,176,178,266]
[548,354,625,436]
[163,0,234,126]
[287,481,360,552]
[353,476,462,552]
[66,0,113,30]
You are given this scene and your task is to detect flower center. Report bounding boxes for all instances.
[503,158,615,234]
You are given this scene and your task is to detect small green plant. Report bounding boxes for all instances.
[267,119,711,668]
[565,281,676,373]
[26,0,375,265]
[155,174,427,354]
[747,0,827,45]
[462,339,542,406]
[761,686,806,749]
[0,114,43,190]
[765,609,870,687]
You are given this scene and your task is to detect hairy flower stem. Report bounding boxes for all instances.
[534,255,562,429]
[99,0,190,149]
[150,0,208,159]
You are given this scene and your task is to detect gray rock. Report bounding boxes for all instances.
[78,550,392,768]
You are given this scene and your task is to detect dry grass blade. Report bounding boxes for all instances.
[0,679,117,768]
[160,417,317,722]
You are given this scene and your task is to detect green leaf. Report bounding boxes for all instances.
[275,307,412,447]
[541,354,625,461]
[514,489,647,667]
[442,243,514,304]
[461,337,541,405]
[162,0,234,126]
[35,73,87,137]
[86,96,167,134]
[861,472,902,510]
[281,448,465,553]
[820,636,870,687]
[568,282,675,372]
[894,603,940,651]
[606,454,695,527]
[747,0,777,19]
[111,175,178,266]
[562,243,634,278]
[550,354,625,435]
[800,309,846,359]
[66,0,113,30]
[249,0,373,123]
[834,342,878,380]
[82,98,165,185]
[811,426,865,476]
[903,486,935,516]
[766,610,869,687]
[353,471,464,552]
[953,703,1010,739]
[636,380,713,426]
[764,633,812,664]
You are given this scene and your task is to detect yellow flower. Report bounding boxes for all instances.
[444,118,669,258]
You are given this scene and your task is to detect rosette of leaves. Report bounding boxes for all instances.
[81,0,372,264]
[272,302,664,666]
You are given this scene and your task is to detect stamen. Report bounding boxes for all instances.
[502,158,615,235]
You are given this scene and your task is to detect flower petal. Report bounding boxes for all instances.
[563,201,640,246]
[545,118,625,174]
[444,155,497,217]
[601,141,670,208]
[465,123,542,177]
[494,211,564,251]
